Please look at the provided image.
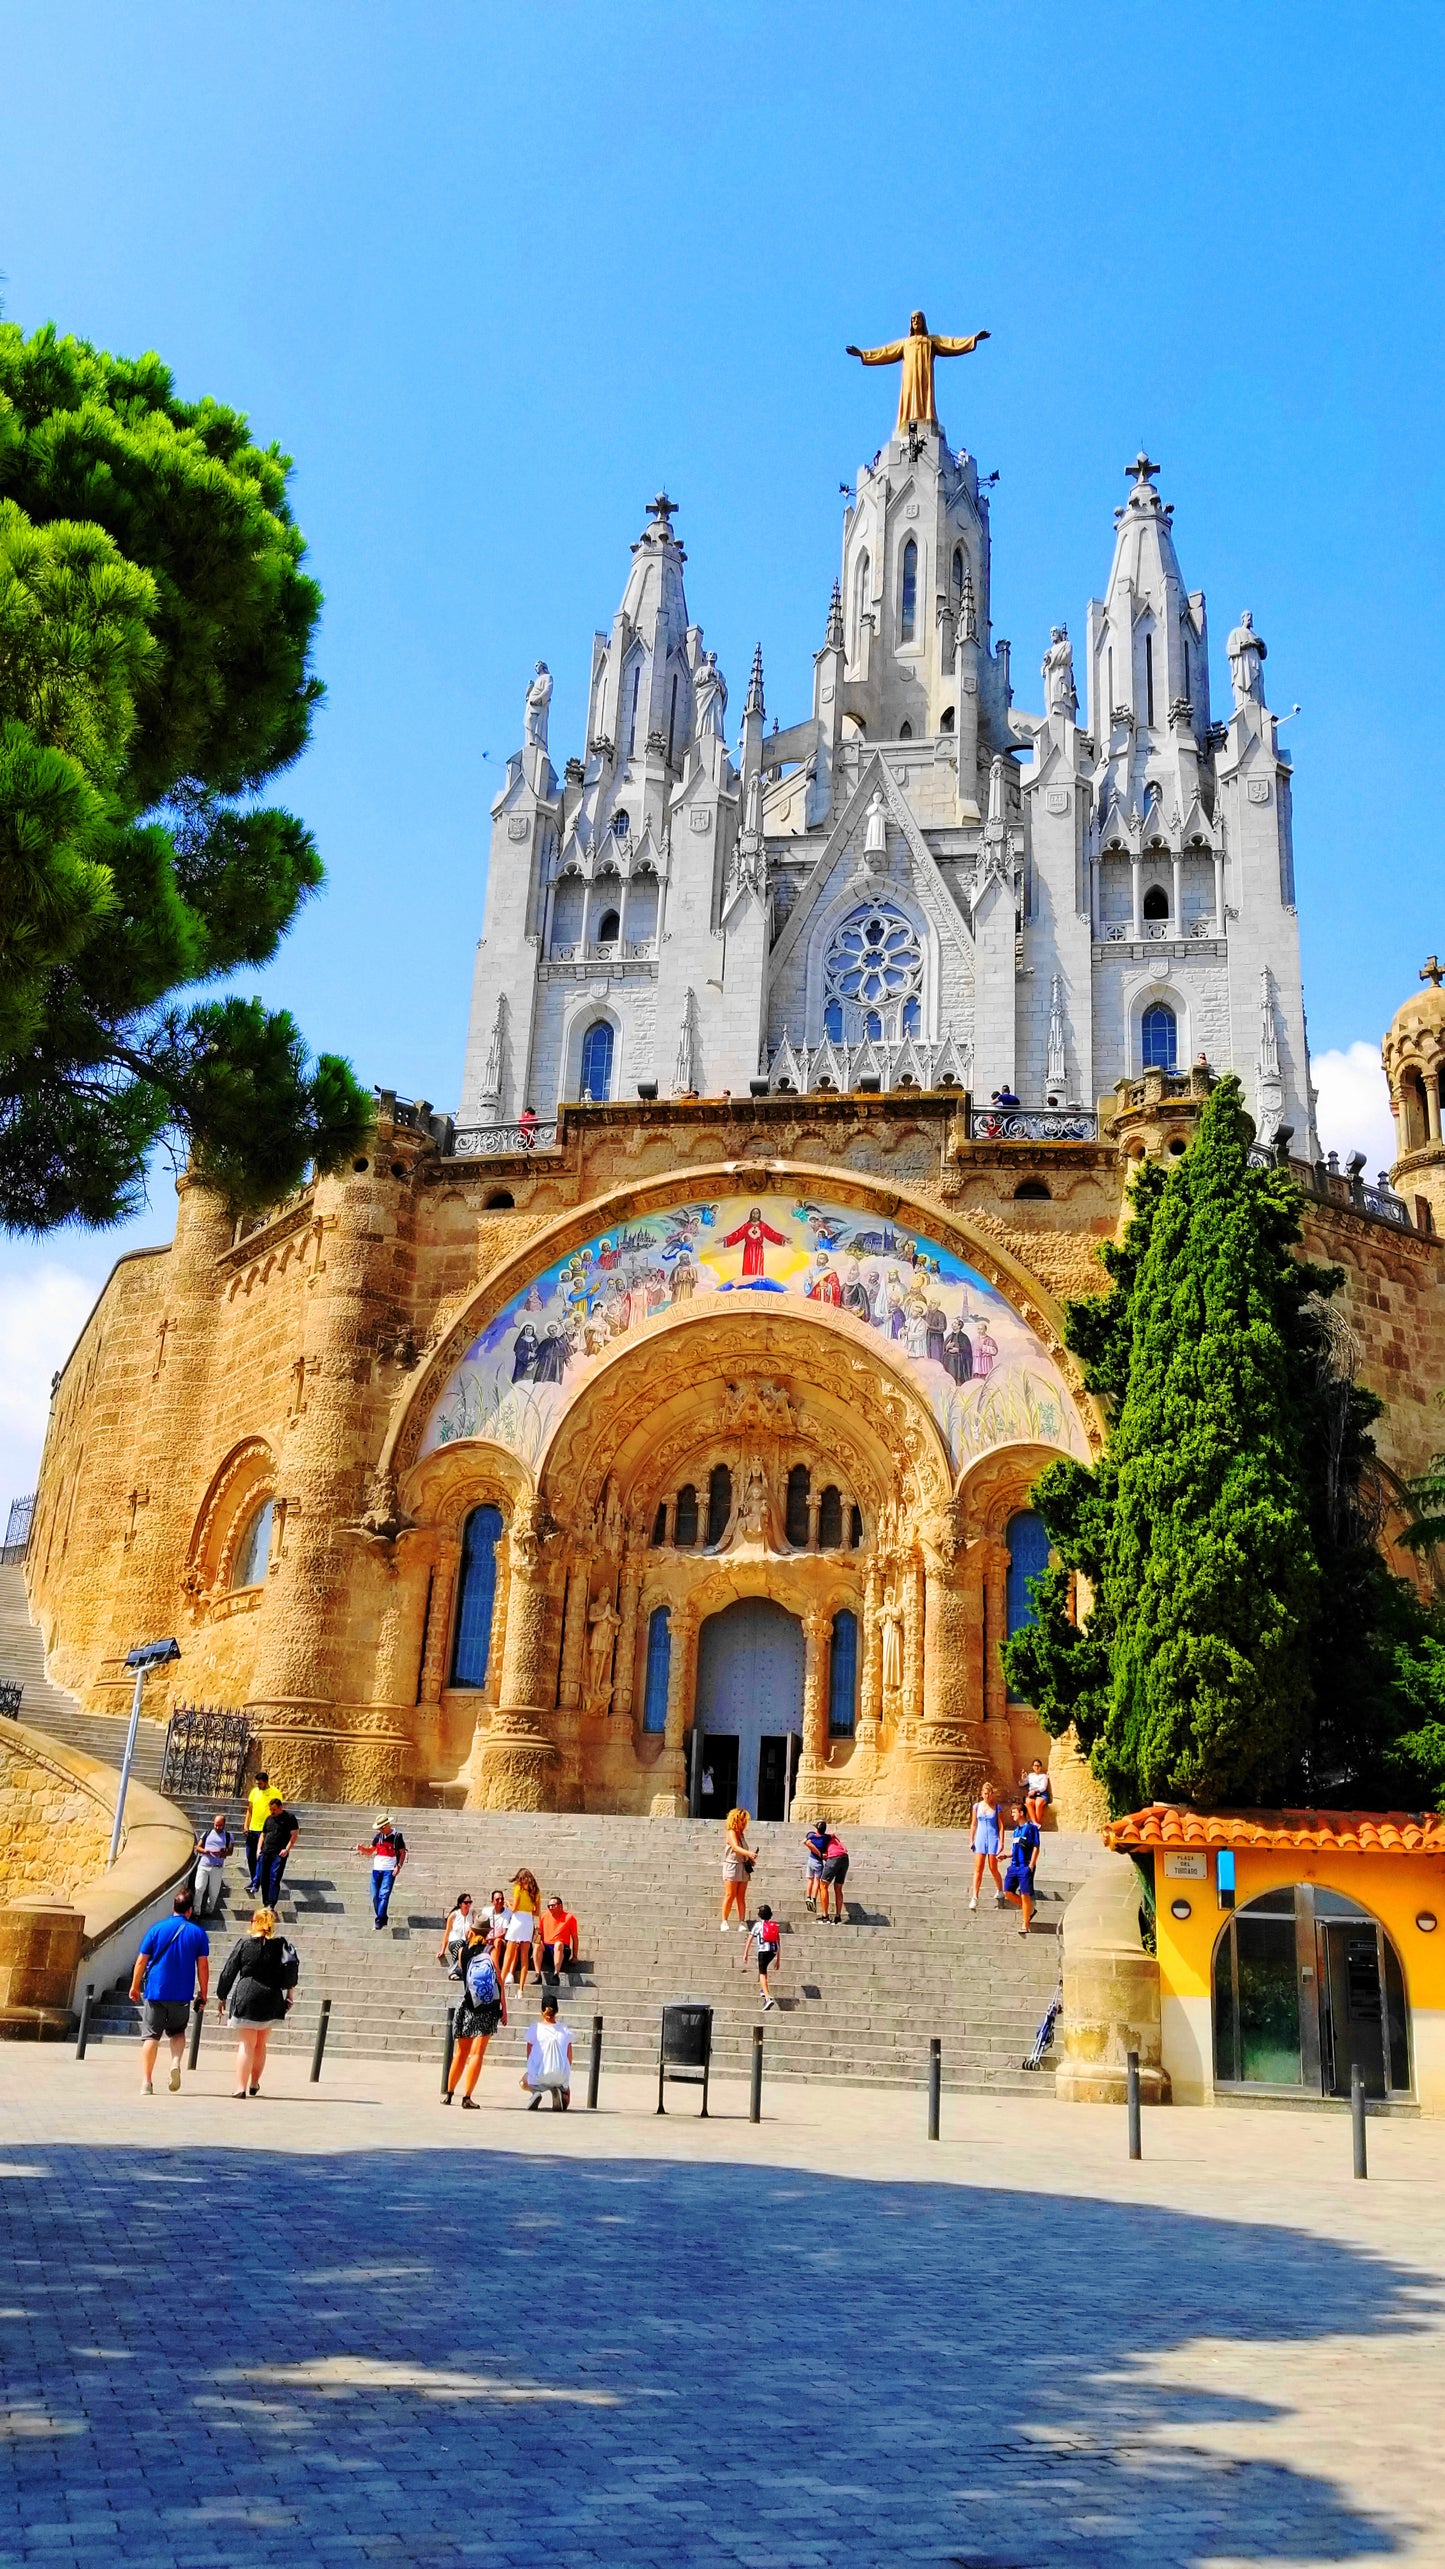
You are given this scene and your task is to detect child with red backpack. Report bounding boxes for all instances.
[743,1905,781,2010]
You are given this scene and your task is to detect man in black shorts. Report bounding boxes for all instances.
[819,1828,850,1921]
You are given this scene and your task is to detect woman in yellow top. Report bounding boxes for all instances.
[720,1808,754,1931]
[500,1867,542,1994]
[244,1772,277,1895]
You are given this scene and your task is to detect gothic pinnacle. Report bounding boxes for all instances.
[825,579,844,650]
[745,642,765,718]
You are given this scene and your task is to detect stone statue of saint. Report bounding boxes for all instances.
[1042,625,1077,719]
[695,650,727,742]
[587,1591,621,1701]
[862,788,888,869]
[1226,611,1267,710]
[737,1465,769,1538]
[524,660,553,750]
[877,1591,905,1696]
[845,310,990,436]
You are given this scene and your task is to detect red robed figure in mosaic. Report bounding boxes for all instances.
[722,1206,788,1279]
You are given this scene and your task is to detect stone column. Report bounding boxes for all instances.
[611,1535,645,1726]
[1130,851,1143,940]
[417,1539,459,1707]
[1170,851,1182,931]
[1428,1075,1442,1146]
[860,1562,882,1743]
[559,1556,593,1710]
[664,1603,696,1753]
[1212,849,1226,937]
[469,1505,560,1810]
[792,1602,833,1825]
[903,1555,925,1729]
[903,1519,987,1828]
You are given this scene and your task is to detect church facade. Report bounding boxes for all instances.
[24,342,1445,1825]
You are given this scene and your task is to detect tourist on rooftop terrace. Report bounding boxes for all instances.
[803,1818,830,1913]
[499,1868,542,1993]
[818,1824,850,1923]
[720,1806,755,1930]
[192,1812,232,1917]
[356,1813,408,1929]
[969,1782,1004,1911]
[216,1907,299,2098]
[521,1993,574,2110]
[444,1922,506,2108]
[1002,1804,1042,1937]
[129,1886,210,2096]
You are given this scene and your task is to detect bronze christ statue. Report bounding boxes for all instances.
[846,309,990,435]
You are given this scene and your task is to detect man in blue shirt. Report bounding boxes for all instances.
[128,1888,210,2095]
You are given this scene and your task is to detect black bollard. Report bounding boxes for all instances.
[74,1985,94,2061]
[927,2035,941,2141]
[1127,2048,1142,2159]
[186,2001,204,2073]
[586,2014,603,2111]
[310,1997,332,2084]
[1352,2063,1368,2179]
[441,2003,456,2100]
[749,2023,763,2125]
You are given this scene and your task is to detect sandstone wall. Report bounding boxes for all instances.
[0,1730,113,1904]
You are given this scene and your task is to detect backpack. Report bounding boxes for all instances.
[465,1948,501,2008]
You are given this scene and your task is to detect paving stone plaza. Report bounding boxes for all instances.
[1,2047,1442,2568]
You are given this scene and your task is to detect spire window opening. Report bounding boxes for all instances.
[1141,1001,1178,1071]
[1145,633,1155,728]
[853,551,871,653]
[900,538,918,642]
[952,546,965,599]
[1143,885,1169,922]
[579,1018,615,1102]
[596,909,621,944]
[666,672,678,766]
[898,721,913,740]
[627,663,642,757]
[940,704,955,731]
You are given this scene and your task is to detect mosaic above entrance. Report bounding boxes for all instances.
[421,1192,1087,1473]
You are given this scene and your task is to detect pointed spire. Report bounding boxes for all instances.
[825,579,844,650]
[745,642,765,719]
[957,570,977,645]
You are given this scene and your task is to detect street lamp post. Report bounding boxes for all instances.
[106,1638,181,1869]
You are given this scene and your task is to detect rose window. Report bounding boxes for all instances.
[822,904,923,1043]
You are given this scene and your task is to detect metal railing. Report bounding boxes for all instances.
[966,1103,1099,1142]
[161,1704,253,1800]
[0,1682,22,1719]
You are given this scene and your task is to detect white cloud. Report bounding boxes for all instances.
[1312,1042,1397,1182]
[0,1265,101,1510]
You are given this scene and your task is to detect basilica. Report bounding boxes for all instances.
[24,328,1445,1826]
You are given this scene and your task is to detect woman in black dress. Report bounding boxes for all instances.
[216,1907,300,2098]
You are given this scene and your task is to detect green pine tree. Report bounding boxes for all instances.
[0,318,371,1228]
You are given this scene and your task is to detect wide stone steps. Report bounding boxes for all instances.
[83,1802,1090,2094]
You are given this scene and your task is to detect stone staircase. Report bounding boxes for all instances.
[79,1805,1110,2095]
[0,1566,167,1786]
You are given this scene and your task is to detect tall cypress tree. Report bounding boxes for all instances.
[1007,1075,1445,1811]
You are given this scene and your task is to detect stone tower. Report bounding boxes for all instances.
[1384,958,1445,1232]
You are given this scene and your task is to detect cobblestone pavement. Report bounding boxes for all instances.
[1,2046,1442,2568]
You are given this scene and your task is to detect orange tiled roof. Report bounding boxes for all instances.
[1103,1804,1445,1858]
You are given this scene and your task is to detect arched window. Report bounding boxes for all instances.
[1005,1508,1050,1703]
[1143,884,1169,922]
[952,545,965,600]
[673,1483,699,1547]
[1141,1001,1178,1071]
[707,1464,733,1546]
[828,1608,859,1735]
[484,1189,514,1210]
[940,704,955,732]
[818,1485,844,1548]
[650,1501,667,1548]
[642,1605,671,1732]
[232,1497,273,1591]
[900,538,918,642]
[903,995,921,1036]
[596,909,621,943]
[898,721,913,741]
[611,808,630,839]
[848,1503,863,1549]
[785,1464,810,1548]
[627,662,642,756]
[823,903,924,1047]
[824,998,844,1044]
[451,1503,504,1688]
[580,1019,614,1101]
[1014,1179,1050,1202]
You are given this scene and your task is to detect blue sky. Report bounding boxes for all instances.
[2,0,1443,1500]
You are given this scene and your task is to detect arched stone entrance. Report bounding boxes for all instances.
[695,1598,805,1820]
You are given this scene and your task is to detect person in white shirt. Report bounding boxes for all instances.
[521,1996,573,2111]
[192,1814,233,1918]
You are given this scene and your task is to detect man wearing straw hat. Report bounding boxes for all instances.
[356,1814,408,1929]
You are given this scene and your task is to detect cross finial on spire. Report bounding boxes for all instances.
[1127,449,1160,486]
[645,490,677,534]
[1421,956,1444,988]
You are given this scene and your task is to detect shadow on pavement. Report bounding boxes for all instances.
[0,2143,1434,2568]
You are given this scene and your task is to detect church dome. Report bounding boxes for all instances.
[1387,976,1445,1045]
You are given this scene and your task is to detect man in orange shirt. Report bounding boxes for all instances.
[538,1894,579,1981]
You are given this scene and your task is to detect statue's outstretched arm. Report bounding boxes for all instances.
[845,339,906,365]
[932,331,991,357]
